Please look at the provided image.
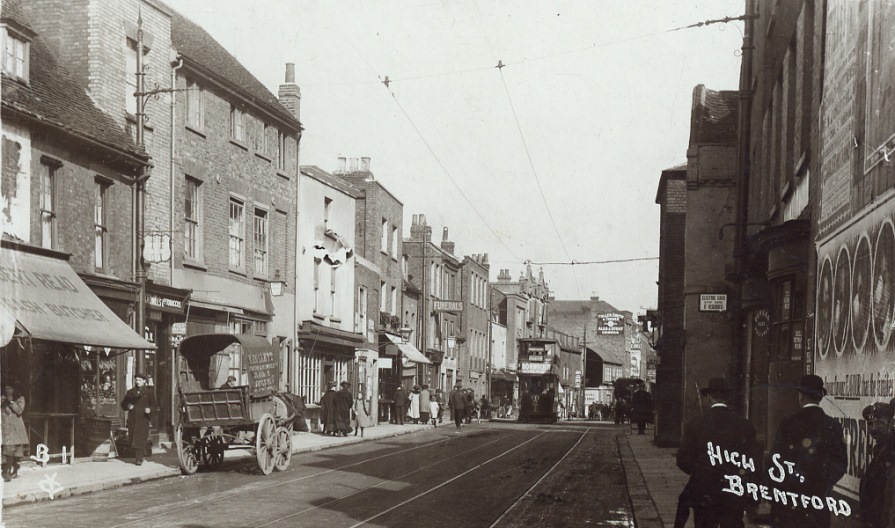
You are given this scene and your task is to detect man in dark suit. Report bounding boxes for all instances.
[448,382,467,431]
[676,378,759,528]
[120,373,157,466]
[393,385,407,425]
[770,375,847,528]
[632,384,653,435]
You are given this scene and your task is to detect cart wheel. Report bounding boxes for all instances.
[202,434,226,469]
[274,426,292,471]
[255,413,277,475]
[176,423,199,475]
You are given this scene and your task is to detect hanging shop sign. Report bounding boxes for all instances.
[146,293,184,314]
[433,300,463,313]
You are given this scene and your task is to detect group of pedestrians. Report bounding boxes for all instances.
[674,374,895,528]
[392,384,442,426]
[318,380,373,437]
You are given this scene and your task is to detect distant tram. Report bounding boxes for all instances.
[517,338,560,423]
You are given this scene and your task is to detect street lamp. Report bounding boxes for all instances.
[270,270,286,297]
[399,325,413,343]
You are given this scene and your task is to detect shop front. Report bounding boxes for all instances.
[0,244,154,460]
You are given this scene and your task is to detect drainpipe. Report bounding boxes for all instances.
[170,56,183,285]
[733,0,755,414]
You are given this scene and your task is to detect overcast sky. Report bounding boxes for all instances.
[165,0,745,313]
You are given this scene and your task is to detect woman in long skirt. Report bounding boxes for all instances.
[2,385,28,481]
[408,385,421,424]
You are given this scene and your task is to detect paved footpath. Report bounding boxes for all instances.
[0,422,434,507]
[621,431,768,528]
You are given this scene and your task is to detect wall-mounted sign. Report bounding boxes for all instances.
[519,362,551,375]
[753,309,770,337]
[146,293,184,314]
[171,322,187,335]
[596,313,625,335]
[142,234,171,263]
[433,300,463,313]
[377,357,393,369]
[699,294,727,312]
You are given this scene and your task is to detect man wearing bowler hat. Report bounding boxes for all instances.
[859,400,895,528]
[120,372,157,465]
[769,375,847,528]
[676,378,759,528]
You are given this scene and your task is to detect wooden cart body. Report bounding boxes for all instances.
[175,334,293,475]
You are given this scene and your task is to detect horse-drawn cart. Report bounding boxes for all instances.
[175,333,298,475]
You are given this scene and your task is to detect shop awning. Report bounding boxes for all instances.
[0,247,155,349]
[385,334,431,364]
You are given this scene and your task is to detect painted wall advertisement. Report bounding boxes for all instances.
[815,194,895,497]
[596,313,624,335]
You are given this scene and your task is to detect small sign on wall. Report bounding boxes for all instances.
[699,294,727,312]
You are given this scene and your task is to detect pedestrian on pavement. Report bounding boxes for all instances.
[120,373,157,466]
[434,389,445,423]
[769,375,847,528]
[419,384,431,425]
[632,384,653,435]
[479,396,490,420]
[352,392,373,438]
[394,385,407,425]
[464,389,475,424]
[615,398,629,425]
[335,381,353,436]
[1,384,27,481]
[449,382,466,431]
[676,378,759,528]
[429,394,440,427]
[319,381,337,435]
[859,400,895,528]
[409,385,421,424]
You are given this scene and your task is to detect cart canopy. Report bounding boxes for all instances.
[179,333,280,398]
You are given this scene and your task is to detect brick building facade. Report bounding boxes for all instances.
[460,253,490,397]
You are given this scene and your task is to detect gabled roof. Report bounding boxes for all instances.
[1,0,147,167]
[301,165,360,198]
[169,10,301,133]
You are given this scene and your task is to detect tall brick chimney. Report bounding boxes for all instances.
[441,227,455,254]
[278,63,301,121]
[410,214,431,242]
[497,269,512,282]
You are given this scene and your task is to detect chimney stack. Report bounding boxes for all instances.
[410,213,431,242]
[441,227,455,254]
[277,63,301,121]
[497,269,512,282]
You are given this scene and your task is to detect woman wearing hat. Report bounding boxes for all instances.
[120,373,157,465]
[2,384,27,481]
[408,385,421,424]
[859,401,895,528]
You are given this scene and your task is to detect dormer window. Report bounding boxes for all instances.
[2,26,30,83]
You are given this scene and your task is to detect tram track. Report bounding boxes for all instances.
[105,433,463,528]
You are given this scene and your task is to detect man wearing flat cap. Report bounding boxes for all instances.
[120,372,156,465]
[676,378,759,528]
[770,375,847,528]
[860,401,895,528]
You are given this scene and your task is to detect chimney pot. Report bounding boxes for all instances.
[285,63,295,83]
[420,214,426,225]
[338,157,346,172]
[443,227,449,241]
[360,157,370,171]
[349,158,359,171]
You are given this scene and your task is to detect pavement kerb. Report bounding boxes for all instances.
[618,435,665,528]
[2,423,433,508]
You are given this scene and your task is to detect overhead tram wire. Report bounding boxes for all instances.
[530,257,660,266]
[496,62,583,299]
[384,89,523,263]
[335,30,523,263]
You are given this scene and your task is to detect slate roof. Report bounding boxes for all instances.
[301,165,360,198]
[0,0,147,164]
[169,10,301,132]
[692,86,738,145]
[549,299,619,315]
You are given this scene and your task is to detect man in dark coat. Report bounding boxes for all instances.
[334,381,353,436]
[393,385,407,425]
[769,375,847,528]
[120,373,157,465]
[632,385,653,435]
[676,378,759,528]
[859,401,895,528]
[319,382,337,435]
[448,382,466,431]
